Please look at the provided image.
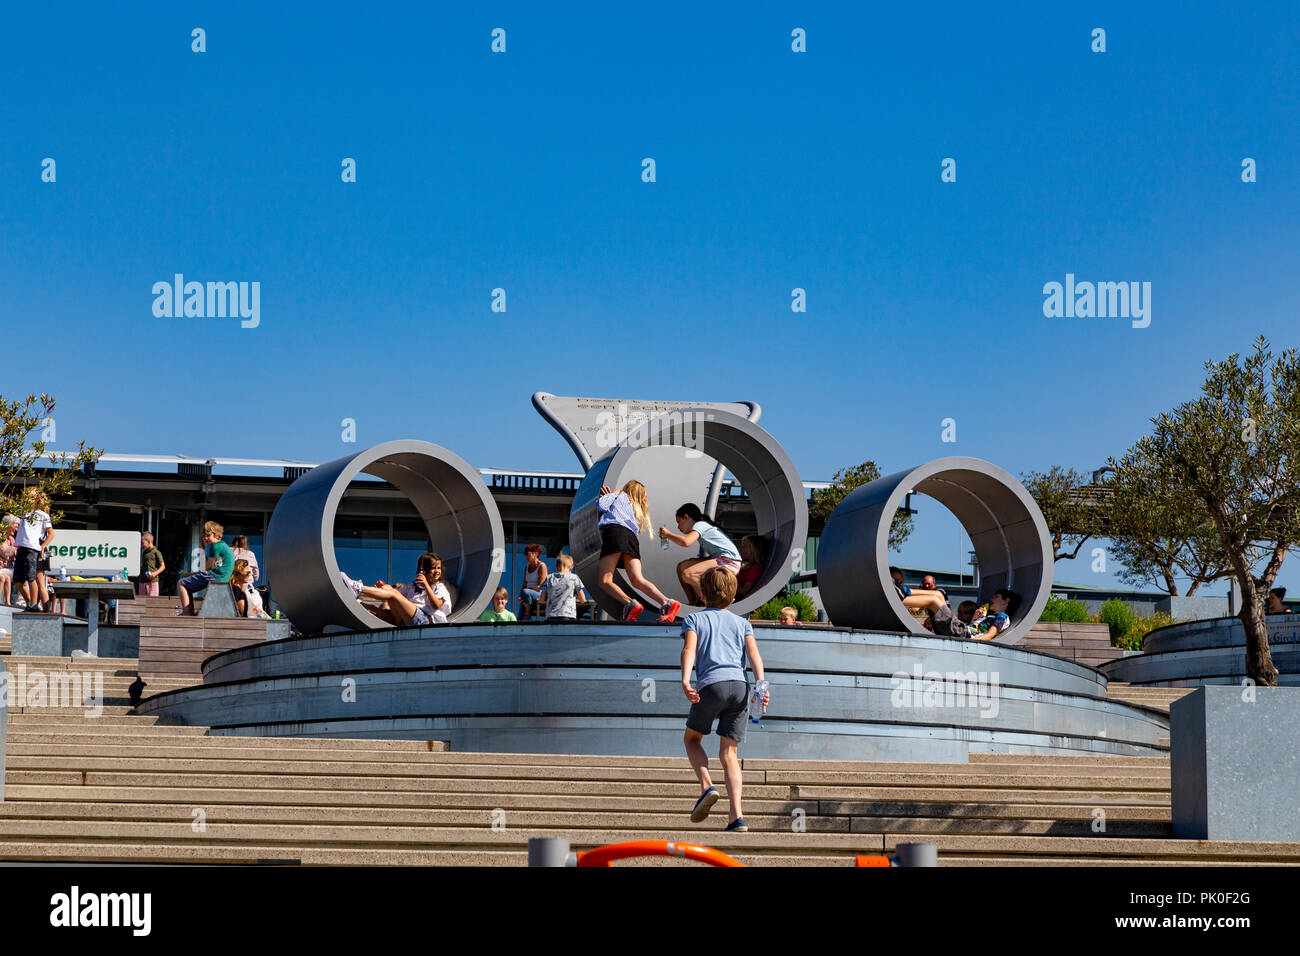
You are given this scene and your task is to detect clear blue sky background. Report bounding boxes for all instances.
[3,2,1297,595]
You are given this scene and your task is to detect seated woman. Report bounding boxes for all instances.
[363,552,451,626]
[735,535,770,600]
[229,559,250,617]
[659,503,741,606]
[230,559,270,619]
[910,588,1021,640]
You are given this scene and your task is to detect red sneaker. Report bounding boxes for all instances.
[658,600,682,623]
[621,602,644,622]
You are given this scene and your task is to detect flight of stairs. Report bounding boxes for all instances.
[1104,683,1197,713]
[1,654,1295,866]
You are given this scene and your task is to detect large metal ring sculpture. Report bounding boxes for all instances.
[569,409,808,619]
[264,440,504,634]
[816,457,1053,644]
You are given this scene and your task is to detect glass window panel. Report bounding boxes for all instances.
[333,515,389,588]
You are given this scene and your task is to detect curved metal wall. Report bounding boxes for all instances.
[264,440,504,633]
[817,457,1053,643]
[138,624,1169,761]
[568,409,808,619]
[1102,614,1300,686]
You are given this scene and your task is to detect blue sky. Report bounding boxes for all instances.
[3,2,1297,595]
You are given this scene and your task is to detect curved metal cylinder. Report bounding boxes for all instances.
[817,457,1053,644]
[264,439,504,634]
[568,409,808,619]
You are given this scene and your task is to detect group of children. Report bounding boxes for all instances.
[890,566,1020,640]
[1,489,55,610]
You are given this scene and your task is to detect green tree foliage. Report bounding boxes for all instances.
[1,394,100,522]
[1021,466,1095,561]
[1110,337,1300,685]
[809,461,913,550]
[1102,439,1230,596]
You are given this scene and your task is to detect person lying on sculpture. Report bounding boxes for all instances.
[910,589,1021,640]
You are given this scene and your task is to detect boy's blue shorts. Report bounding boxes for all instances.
[180,570,215,594]
[687,680,750,743]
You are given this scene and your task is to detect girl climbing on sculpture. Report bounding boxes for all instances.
[658,503,742,607]
[596,480,681,622]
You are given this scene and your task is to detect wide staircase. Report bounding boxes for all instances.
[1,654,1294,866]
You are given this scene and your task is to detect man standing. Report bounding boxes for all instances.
[12,489,54,610]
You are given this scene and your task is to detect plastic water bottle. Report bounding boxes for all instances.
[60,565,67,581]
[660,535,670,551]
[751,679,770,724]
[121,567,129,582]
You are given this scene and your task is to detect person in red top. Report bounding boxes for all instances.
[735,535,769,600]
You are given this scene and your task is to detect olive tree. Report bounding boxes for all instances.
[809,461,913,550]
[1102,441,1231,596]
[1112,338,1300,685]
[1021,466,1095,561]
[0,393,100,522]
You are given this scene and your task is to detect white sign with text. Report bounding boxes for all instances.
[44,530,141,576]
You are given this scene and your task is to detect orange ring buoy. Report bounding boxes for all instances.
[576,839,745,868]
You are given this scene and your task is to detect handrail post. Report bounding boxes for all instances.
[528,837,574,867]
[894,842,938,867]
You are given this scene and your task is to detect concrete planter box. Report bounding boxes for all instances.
[1171,686,1300,841]
[10,614,140,658]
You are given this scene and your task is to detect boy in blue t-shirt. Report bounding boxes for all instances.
[680,566,769,832]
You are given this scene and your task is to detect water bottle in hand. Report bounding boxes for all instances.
[659,527,670,551]
[751,679,770,724]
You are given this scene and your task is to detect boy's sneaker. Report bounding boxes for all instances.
[621,601,644,622]
[690,787,720,822]
[658,600,681,623]
[725,817,749,832]
[12,598,27,610]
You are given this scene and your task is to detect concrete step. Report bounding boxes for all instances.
[3,714,194,727]
[0,819,1293,864]
[4,733,439,751]
[790,786,1170,804]
[3,771,802,798]
[4,772,1171,807]
[967,753,1169,767]
[0,801,1173,837]
[2,785,809,814]
[0,745,1173,777]
[3,757,1171,790]
[0,841,852,866]
[5,705,140,716]
[0,820,891,854]
[879,833,1300,862]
